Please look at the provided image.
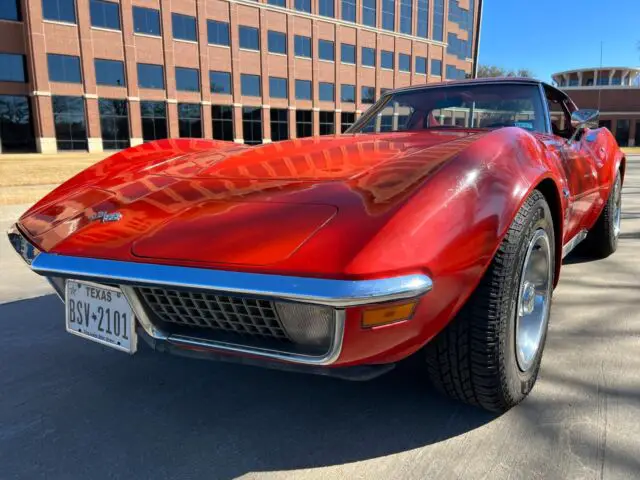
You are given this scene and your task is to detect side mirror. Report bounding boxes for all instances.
[569,109,599,142]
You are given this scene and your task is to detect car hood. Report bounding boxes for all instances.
[18,131,483,274]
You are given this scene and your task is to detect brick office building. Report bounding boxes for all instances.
[0,0,480,154]
[552,67,640,147]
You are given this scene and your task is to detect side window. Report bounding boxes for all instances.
[546,91,573,139]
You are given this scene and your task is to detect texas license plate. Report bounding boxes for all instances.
[65,280,137,353]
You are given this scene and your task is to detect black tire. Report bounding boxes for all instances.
[581,172,621,259]
[425,190,555,412]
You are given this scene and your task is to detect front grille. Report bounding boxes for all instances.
[137,287,290,341]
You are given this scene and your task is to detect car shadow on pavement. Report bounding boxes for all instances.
[0,294,496,479]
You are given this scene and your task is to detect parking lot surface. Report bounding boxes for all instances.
[1,157,639,479]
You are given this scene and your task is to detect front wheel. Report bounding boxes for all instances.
[425,190,555,412]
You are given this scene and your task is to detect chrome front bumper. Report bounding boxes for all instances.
[8,224,433,366]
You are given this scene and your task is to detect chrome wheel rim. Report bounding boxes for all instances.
[613,177,622,238]
[515,229,552,372]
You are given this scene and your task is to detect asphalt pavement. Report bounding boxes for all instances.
[1,157,639,479]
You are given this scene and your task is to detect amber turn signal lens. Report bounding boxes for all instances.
[362,301,417,328]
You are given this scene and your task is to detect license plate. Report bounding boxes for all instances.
[65,280,137,354]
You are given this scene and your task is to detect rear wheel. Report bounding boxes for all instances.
[425,191,555,412]
[581,172,621,258]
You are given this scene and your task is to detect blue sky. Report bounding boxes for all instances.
[479,0,640,82]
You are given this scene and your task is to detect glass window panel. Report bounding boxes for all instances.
[42,0,76,23]
[294,35,312,58]
[431,59,442,76]
[270,108,288,141]
[95,59,125,86]
[318,39,334,61]
[242,106,262,145]
[47,54,82,83]
[133,6,160,36]
[318,0,334,17]
[178,103,202,138]
[212,105,234,141]
[341,43,355,64]
[382,0,395,31]
[0,53,26,82]
[268,30,287,54]
[294,0,311,13]
[268,0,286,5]
[361,86,375,104]
[172,13,197,41]
[319,111,334,135]
[417,0,428,37]
[239,25,260,50]
[362,47,375,67]
[416,56,427,74]
[207,20,229,45]
[399,0,412,34]
[362,0,376,27]
[342,0,355,22]
[399,53,410,72]
[319,82,334,102]
[210,71,231,94]
[241,74,261,97]
[140,100,167,141]
[269,76,288,99]
[296,110,312,138]
[90,0,120,29]
[295,79,312,100]
[137,63,164,89]
[98,98,129,150]
[341,111,355,132]
[0,95,35,152]
[175,67,200,92]
[1,0,21,21]
[381,50,393,69]
[341,84,355,103]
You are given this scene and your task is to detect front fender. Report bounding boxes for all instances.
[342,128,565,361]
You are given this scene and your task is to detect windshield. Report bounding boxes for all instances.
[348,83,547,135]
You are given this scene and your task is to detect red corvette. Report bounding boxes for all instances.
[9,78,624,412]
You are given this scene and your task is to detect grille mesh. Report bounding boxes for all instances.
[137,287,290,340]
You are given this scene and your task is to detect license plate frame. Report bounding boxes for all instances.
[65,280,138,354]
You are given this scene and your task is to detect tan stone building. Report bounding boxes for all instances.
[0,0,480,153]
[552,67,640,147]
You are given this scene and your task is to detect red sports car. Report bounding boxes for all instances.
[8,78,624,412]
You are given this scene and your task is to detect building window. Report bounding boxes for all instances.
[341,111,355,132]
[381,50,393,69]
[241,74,261,97]
[361,86,375,104]
[95,59,125,86]
[42,0,76,23]
[137,63,164,89]
[133,6,160,36]
[362,0,376,27]
[270,108,288,141]
[361,47,375,67]
[0,53,26,82]
[615,119,630,147]
[294,35,312,58]
[47,54,82,83]
[415,56,427,74]
[178,103,202,138]
[417,0,428,37]
[341,84,355,103]
[140,101,167,141]
[433,0,444,41]
[319,39,334,61]
[318,0,334,17]
[90,0,120,30]
[212,105,234,141]
[268,30,287,54]
[172,13,196,41]
[0,95,35,152]
[399,0,412,34]
[210,71,231,94]
[242,107,262,145]
[382,0,395,31]
[596,75,609,86]
[175,67,200,92]
[269,76,288,99]
[268,0,286,6]
[319,111,334,135]
[568,78,579,87]
[342,0,355,21]
[294,0,311,13]
[239,26,260,50]
[341,43,356,64]
[1,0,20,21]
[296,110,312,138]
[399,53,410,72]
[611,76,622,86]
[296,79,312,100]
[319,82,334,101]
[52,95,87,151]
[446,65,466,80]
[98,99,129,150]
[431,59,442,76]
[207,20,229,46]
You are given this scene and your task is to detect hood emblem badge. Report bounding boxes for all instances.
[89,211,123,223]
